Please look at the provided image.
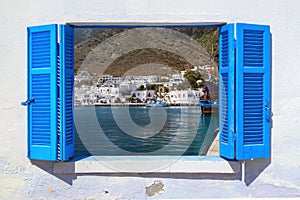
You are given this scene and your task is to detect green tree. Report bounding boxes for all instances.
[160,78,169,82]
[137,85,146,91]
[184,70,205,89]
[146,84,159,91]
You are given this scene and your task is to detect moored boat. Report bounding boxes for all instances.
[198,101,219,114]
[146,99,168,107]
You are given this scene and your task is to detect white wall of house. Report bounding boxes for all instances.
[1,0,300,199]
[168,90,202,104]
[131,90,155,101]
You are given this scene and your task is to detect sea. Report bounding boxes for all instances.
[74,106,219,156]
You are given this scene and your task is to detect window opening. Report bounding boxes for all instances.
[72,26,220,156]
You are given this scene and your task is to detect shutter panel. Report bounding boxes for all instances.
[59,25,75,160]
[235,23,271,160]
[27,24,58,160]
[219,24,236,159]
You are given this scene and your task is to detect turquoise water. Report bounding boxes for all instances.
[74,106,219,156]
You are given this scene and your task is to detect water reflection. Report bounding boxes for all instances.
[74,106,219,156]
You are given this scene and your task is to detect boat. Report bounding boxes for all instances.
[146,99,168,107]
[198,101,219,114]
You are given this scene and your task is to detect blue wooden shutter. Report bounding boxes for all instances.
[235,23,271,160]
[27,24,58,160]
[59,25,75,160]
[219,24,236,159]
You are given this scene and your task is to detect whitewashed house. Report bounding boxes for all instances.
[131,90,155,102]
[168,90,203,104]
[97,75,122,86]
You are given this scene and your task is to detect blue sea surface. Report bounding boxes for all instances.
[74,106,219,156]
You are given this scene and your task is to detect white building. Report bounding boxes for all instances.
[131,90,155,102]
[97,75,122,86]
[168,90,203,104]
[97,86,120,102]
[74,84,99,105]
[167,79,185,89]
[171,73,183,80]
[119,81,138,93]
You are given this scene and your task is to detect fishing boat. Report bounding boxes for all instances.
[198,101,219,114]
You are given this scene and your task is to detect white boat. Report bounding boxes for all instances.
[146,100,168,107]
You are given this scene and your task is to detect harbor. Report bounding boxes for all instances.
[74,106,219,156]
[93,102,202,107]
[74,65,219,107]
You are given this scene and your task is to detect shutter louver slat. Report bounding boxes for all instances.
[27,24,58,160]
[220,73,228,144]
[236,23,271,160]
[31,75,51,146]
[60,25,75,160]
[243,73,264,146]
[219,24,235,159]
[65,74,74,146]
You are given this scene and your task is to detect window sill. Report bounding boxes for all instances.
[53,156,240,174]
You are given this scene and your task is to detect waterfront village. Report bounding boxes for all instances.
[74,65,219,106]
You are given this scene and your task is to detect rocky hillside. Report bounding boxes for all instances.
[74,27,219,77]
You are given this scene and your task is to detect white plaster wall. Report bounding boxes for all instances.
[0,0,299,198]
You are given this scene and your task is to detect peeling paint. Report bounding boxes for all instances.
[146,180,165,196]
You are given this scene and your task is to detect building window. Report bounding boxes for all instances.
[23,23,271,162]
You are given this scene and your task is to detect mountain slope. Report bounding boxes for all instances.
[74,27,218,77]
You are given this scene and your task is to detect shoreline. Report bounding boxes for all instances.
[76,103,201,107]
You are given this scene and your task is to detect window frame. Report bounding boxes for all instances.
[24,22,271,171]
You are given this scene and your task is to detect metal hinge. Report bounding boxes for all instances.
[264,102,272,122]
[230,129,236,143]
[233,39,237,49]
